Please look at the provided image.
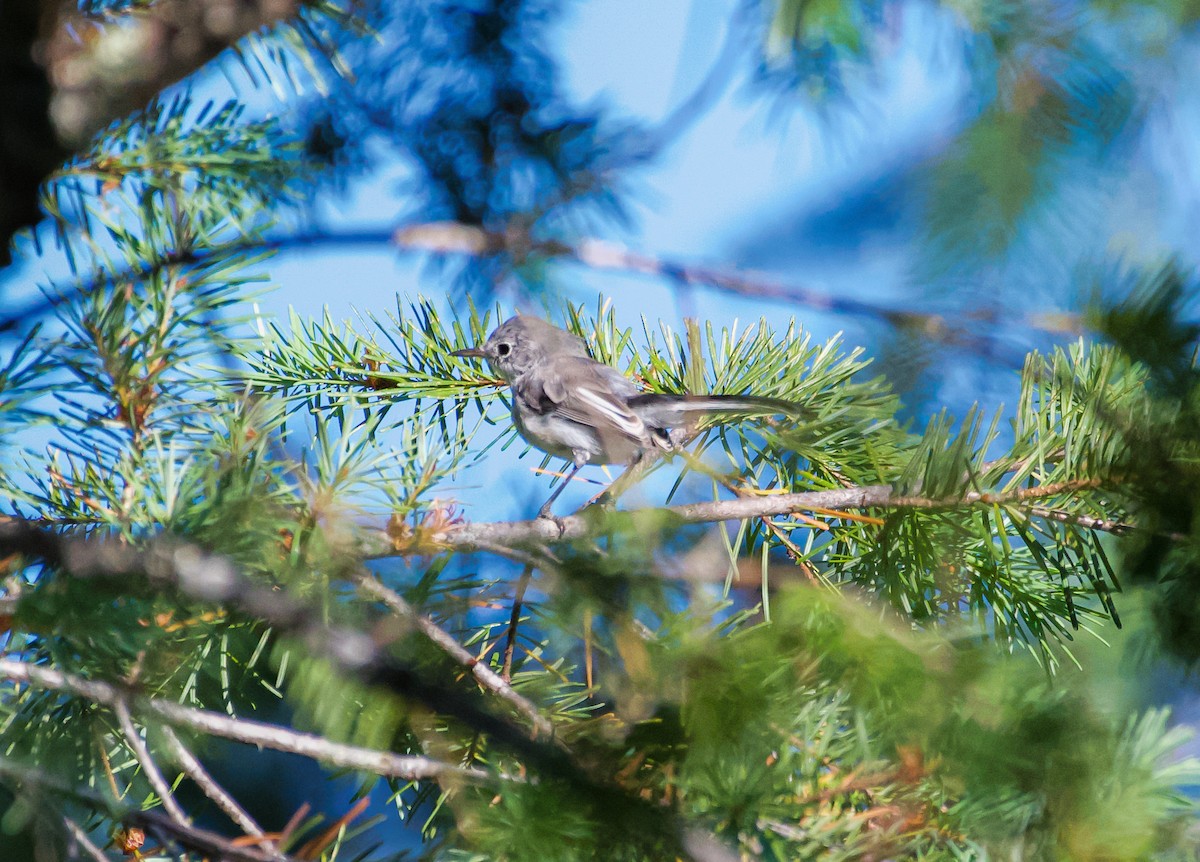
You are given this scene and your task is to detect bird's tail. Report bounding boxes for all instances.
[627,393,804,428]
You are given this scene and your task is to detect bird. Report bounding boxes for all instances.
[452,314,802,519]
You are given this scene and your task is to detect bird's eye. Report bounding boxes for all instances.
[496,342,512,357]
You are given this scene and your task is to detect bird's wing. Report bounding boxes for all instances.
[516,357,649,444]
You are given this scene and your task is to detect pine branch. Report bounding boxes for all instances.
[0,519,567,777]
[113,697,189,826]
[61,814,111,862]
[393,222,1083,349]
[0,520,737,862]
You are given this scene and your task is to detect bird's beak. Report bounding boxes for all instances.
[451,346,487,359]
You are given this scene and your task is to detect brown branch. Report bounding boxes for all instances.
[42,0,318,146]
[1019,505,1143,537]
[501,564,535,682]
[417,479,1129,552]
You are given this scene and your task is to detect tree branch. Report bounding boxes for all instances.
[0,657,489,784]
[42,0,319,147]
[353,571,557,740]
[406,480,1130,552]
[62,814,112,862]
[0,520,735,862]
[0,759,289,862]
[113,697,189,826]
[393,222,1084,348]
[9,221,1081,357]
[160,725,276,852]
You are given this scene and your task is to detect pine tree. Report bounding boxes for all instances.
[3,1,1200,861]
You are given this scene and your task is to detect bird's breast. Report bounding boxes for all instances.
[511,400,594,462]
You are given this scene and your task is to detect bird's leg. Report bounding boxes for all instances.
[537,462,584,526]
[580,429,703,512]
[582,451,651,511]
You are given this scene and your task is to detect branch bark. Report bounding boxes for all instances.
[43,1,315,147]
[8,221,1083,352]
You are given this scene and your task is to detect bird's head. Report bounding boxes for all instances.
[451,315,587,381]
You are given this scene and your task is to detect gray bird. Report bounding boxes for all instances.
[452,314,801,518]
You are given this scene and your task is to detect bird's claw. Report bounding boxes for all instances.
[537,505,568,537]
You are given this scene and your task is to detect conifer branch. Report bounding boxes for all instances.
[1019,504,1141,536]
[9,221,1082,353]
[0,518,570,771]
[62,814,111,862]
[393,222,1084,346]
[501,564,535,682]
[0,522,736,862]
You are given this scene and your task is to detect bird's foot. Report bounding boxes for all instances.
[536,504,568,537]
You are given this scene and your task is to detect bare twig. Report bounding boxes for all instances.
[422,479,1127,551]
[0,759,290,862]
[113,698,189,826]
[0,658,490,784]
[159,725,276,852]
[394,222,1083,347]
[353,572,557,740]
[62,814,111,862]
[1019,504,1152,538]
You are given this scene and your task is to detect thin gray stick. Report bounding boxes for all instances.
[159,725,277,853]
[0,658,492,784]
[62,815,111,862]
[113,698,188,826]
[354,572,557,741]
